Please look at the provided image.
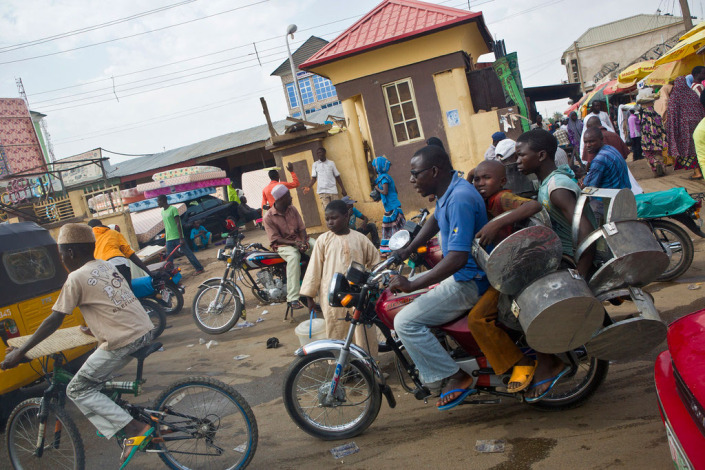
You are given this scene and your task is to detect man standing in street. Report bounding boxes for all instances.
[582,127,631,220]
[88,219,153,286]
[581,116,629,164]
[263,184,311,310]
[628,109,643,161]
[303,147,347,209]
[157,195,204,275]
[262,162,299,210]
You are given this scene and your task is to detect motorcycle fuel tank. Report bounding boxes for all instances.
[376,288,430,330]
[244,251,286,269]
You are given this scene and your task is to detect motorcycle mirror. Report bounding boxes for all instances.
[388,230,411,251]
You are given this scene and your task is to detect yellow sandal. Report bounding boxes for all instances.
[507,361,537,393]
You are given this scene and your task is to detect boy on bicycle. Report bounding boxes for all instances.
[1,223,155,464]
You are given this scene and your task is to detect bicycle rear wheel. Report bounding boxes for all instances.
[154,377,257,470]
[6,398,85,470]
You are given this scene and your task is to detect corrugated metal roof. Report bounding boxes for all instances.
[301,0,491,69]
[271,36,329,77]
[107,104,343,179]
[566,14,685,54]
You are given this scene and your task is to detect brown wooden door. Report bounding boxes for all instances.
[290,160,321,227]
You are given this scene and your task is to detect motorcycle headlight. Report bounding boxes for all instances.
[328,273,361,308]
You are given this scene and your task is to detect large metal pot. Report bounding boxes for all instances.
[575,220,669,295]
[512,269,604,353]
[585,287,667,361]
[472,224,562,296]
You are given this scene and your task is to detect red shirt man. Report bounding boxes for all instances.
[262,163,299,209]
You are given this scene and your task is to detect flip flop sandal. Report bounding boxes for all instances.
[506,360,537,393]
[437,388,477,411]
[524,366,571,403]
[119,427,155,469]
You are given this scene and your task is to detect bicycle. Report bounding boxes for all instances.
[5,341,258,469]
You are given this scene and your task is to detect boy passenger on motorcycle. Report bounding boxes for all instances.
[515,129,601,397]
[471,160,568,401]
[389,145,489,410]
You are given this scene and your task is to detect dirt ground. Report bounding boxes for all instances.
[3,159,705,469]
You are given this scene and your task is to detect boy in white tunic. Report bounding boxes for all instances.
[300,200,381,356]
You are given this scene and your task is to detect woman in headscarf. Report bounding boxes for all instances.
[666,76,705,179]
[639,98,668,177]
[371,155,405,241]
[566,111,583,153]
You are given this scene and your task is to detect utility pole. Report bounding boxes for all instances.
[680,0,694,30]
[573,42,585,95]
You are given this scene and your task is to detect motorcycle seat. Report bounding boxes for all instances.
[635,187,696,219]
[131,342,162,360]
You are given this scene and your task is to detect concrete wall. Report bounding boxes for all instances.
[563,23,685,85]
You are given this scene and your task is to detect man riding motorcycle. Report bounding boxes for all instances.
[389,145,489,410]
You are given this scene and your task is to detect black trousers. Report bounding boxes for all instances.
[631,136,643,161]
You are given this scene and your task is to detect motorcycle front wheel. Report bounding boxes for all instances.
[528,349,608,411]
[283,351,382,440]
[192,282,243,334]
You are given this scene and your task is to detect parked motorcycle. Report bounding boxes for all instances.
[636,188,704,282]
[282,232,608,440]
[131,244,185,315]
[192,231,309,334]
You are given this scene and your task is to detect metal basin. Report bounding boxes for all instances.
[513,269,604,353]
[472,225,562,296]
[578,220,669,295]
[585,287,667,361]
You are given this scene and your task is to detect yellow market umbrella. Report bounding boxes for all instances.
[618,60,656,83]
[645,55,705,86]
[680,21,705,40]
[655,29,705,65]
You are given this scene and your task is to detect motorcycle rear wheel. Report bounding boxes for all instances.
[651,219,694,282]
[283,351,382,440]
[528,350,608,411]
[140,298,167,340]
[192,282,243,334]
[158,281,184,315]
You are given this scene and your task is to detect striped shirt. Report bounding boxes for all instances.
[583,144,631,190]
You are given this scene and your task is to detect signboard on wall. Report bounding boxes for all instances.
[55,148,105,188]
[493,53,530,132]
[0,98,47,177]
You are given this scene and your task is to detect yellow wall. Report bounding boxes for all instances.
[309,24,490,85]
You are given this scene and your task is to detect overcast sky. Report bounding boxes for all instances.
[0,0,696,164]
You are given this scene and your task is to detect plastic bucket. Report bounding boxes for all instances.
[295,318,326,347]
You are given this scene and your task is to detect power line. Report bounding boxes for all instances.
[0,0,269,65]
[53,86,282,145]
[0,0,197,53]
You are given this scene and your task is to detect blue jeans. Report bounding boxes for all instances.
[394,277,483,383]
[166,239,204,272]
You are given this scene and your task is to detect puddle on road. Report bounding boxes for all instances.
[488,437,557,470]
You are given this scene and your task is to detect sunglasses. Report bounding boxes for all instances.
[410,166,435,178]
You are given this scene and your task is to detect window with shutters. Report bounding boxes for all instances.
[382,79,423,145]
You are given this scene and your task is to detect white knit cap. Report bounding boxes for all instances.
[57,223,96,244]
[495,139,517,161]
[271,184,289,201]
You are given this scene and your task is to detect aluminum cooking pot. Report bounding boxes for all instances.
[472,223,562,297]
[575,220,669,295]
[585,287,667,361]
[512,269,604,353]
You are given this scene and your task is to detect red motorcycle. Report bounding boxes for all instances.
[192,231,308,334]
[282,232,608,440]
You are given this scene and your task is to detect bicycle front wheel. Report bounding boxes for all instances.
[6,398,85,470]
[154,377,258,470]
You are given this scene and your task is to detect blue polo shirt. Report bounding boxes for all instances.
[435,171,488,282]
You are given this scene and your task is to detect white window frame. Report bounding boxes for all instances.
[382,78,424,146]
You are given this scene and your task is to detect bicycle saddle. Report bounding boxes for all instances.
[131,342,163,360]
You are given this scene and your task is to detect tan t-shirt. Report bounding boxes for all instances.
[53,259,153,350]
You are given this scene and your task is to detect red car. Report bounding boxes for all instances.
[655,308,705,469]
